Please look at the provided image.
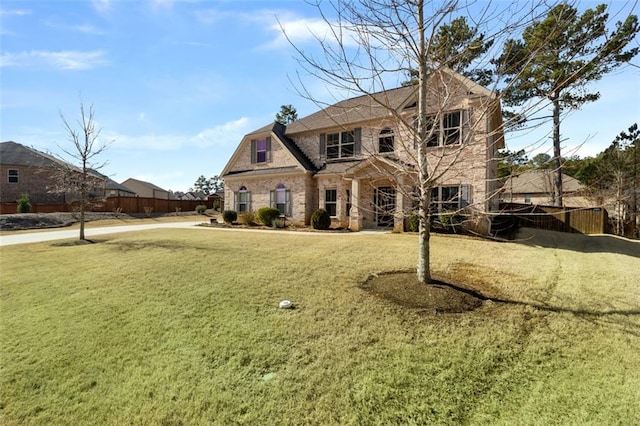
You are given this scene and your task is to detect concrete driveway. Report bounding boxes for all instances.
[0,221,205,246]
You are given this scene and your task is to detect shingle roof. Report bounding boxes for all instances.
[503,169,584,194]
[88,169,136,194]
[285,85,416,134]
[121,177,168,192]
[224,166,302,178]
[0,141,69,168]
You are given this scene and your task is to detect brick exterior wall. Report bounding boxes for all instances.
[0,164,67,203]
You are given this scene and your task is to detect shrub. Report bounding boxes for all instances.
[144,206,154,218]
[311,208,331,230]
[257,207,281,226]
[239,211,256,225]
[408,211,420,232]
[222,210,237,224]
[272,218,286,228]
[17,194,31,213]
[195,205,207,214]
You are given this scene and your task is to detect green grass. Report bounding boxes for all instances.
[1,228,639,425]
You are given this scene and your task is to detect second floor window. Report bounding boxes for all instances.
[251,137,271,163]
[320,128,361,160]
[8,169,18,183]
[379,128,394,153]
[426,110,464,147]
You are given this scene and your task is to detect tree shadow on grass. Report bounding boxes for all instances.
[362,271,640,336]
[514,228,640,258]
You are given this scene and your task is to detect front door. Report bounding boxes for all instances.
[374,186,395,227]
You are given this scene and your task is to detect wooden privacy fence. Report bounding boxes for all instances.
[499,203,609,235]
[0,196,220,215]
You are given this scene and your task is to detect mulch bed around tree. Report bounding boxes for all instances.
[361,271,489,313]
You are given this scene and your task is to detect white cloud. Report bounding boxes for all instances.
[92,0,112,15]
[109,117,253,151]
[0,50,109,70]
[0,8,31,17]
[190,117,251,148]
[268,16,334,49]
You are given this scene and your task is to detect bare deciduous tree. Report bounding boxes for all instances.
[58,102,112,241]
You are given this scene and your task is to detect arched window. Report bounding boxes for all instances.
[235,186,251,212]
[379,128,394,153]
[270,183,291,216]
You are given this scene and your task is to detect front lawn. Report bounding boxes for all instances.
[1,228,638,425]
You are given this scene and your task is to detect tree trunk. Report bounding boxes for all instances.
[80,162,87,241]
[552,95,563,207]
[416,0,431,284]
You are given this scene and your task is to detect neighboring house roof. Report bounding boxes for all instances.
[1,141,122,189]
[0,141,69,168]
[121,178,168,194]
[502,169,584,194]
[88,169,136,195]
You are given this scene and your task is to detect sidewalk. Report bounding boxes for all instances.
[0,221,204,246]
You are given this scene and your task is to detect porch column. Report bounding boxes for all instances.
[349,178,362,231]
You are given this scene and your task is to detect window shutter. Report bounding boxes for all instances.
[247,192,252,212]
[234,192,239,211]
[250,140,257,163]
[463,108,472,144]
[460,184,471,207]
[319,134,326,161]
[270,190,275,208]
[354,127,362,155]
[285,190,291,216]
[266,137,272,162]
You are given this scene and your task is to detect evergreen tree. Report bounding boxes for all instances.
[275,105,298,124]
[497,3,639,206]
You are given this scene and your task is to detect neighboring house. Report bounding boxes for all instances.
[221,69,504,230]
[121,178,170,199]
[0,141,129,203]
[500,169,590,207]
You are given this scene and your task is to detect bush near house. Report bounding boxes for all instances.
[311,208,331,230]
[17,194,31,213]
[257,207,281,226]
[222,210,237,224]
[195,205,207,214]
[239,211,256,225]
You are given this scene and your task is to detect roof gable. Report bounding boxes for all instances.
[221,122,317,177]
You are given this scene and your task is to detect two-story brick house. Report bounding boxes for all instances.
[221,69,504,230]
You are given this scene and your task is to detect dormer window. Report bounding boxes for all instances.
[379,128,394,153]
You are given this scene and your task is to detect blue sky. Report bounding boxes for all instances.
[1,0,639,192]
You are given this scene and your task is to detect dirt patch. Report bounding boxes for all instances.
[362,271,489,313]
